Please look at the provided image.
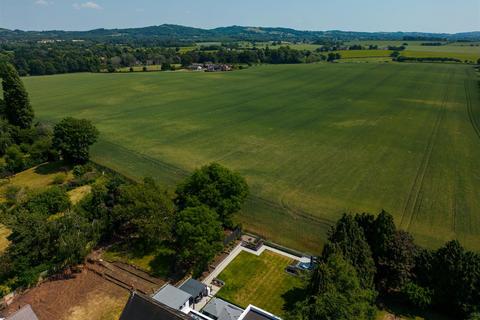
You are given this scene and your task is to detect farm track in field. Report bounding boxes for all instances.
[99,138,336,228]
[465,79,480,141]
[401,73,453,231]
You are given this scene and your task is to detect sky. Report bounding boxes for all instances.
[0,0,479,33]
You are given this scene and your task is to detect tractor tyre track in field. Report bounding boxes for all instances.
[96,139,336,228]
[401,73,453,231]
[465,79,480,141]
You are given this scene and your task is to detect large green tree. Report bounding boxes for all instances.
[288,253,377,320]
[323,214,376,289]
[379,230,417,291]
[113,178,175,249]
[175,163,248,227]
[174,205,223,275]
[0,63,34,129]
[431,241,480,316]
[53,117,99,164]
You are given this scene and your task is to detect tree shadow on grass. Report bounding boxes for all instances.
[34,161,70,175]
[282,286,308,312]
[149,250,176,279]
[379,296,455,320]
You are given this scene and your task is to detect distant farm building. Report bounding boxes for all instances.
[187,63,232,72]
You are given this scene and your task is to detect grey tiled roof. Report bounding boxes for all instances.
[120,291,192,320]
[152,284,192,310]
[6,305,39,320]
[202,298,243,320]
[179,279,207,298]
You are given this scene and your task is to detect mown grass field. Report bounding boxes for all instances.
[216,251,303,317]
[22,62,480,254]
[346,41,480,62]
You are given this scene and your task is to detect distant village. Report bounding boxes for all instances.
[187,63,233,72]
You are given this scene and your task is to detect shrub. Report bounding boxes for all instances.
[73,165,85,178]
[4,145,26,173]
[5,185,21,205]
[52,173,67,185]
[401,282,432,310]
[25,187,71,215]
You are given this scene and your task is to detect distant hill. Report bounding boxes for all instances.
[0,24,479,42]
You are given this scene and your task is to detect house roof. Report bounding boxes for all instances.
[120,291,192,320]
[6,305,39,320]
[241,310,276,320]
[202,298,244,320]
[179,279,207,298]
[152,284,192,310]
[238,306,280,320]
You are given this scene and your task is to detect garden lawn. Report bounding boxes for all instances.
[0,162,73,202]
[216,251,303,317]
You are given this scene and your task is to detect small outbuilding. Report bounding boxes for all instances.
[179,278,209,303]
[152,284,192,313]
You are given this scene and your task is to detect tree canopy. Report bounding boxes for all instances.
[323,214,376,289]
[53,117,99,164]
[175,163,248,227]
[0,62,34,129]
[288,253,376,320]
[112,178,175,249]
[174,205,223,275]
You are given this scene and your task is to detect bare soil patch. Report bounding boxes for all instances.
[1,270,128,320]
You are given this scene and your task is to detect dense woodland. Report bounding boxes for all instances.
[288,212,480,320]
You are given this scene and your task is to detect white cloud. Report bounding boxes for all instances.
[73,1,102,10]
[35,0,53,6]
[135,8,145,12]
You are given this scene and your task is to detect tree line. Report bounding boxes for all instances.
[0,42,343,76]
[287,211,480,320]
[0,61,99,176]
[0,161,248,295]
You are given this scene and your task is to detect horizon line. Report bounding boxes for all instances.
[2,23,479,35]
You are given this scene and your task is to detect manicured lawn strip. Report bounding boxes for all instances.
[216,251,303,317]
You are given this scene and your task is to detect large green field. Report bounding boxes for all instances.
[23,62,480,254]
[346,41,480,62]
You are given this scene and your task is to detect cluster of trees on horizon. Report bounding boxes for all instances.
[0,41,345,76]
[1,37,477,76]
